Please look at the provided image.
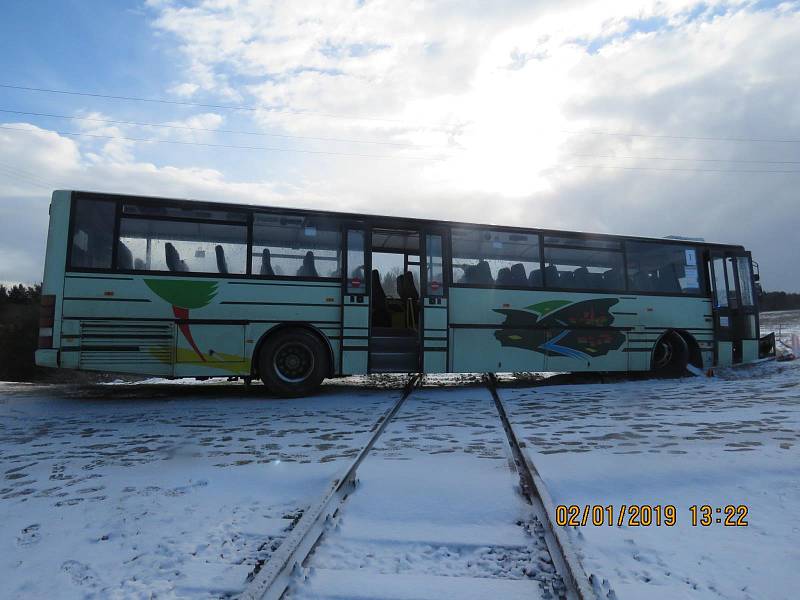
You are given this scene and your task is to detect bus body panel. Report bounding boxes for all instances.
[56,271,343,377]
[448,287,712,374]
[35,191,71,368]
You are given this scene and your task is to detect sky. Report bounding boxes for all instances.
[0,0,798,291]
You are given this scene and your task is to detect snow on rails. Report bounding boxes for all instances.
[240,374,601,600]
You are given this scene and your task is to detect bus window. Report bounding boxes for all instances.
[626,242,702,294]
[542,245,624,291]
[737,256,755,307]
[725,257,739,308]
[118,218,247,274]
[711,257,728,307]
[426,234,444,296]
[346,229,366,293]
[252,213,341,278]
[69,198,115,269]
[451,228,540,286]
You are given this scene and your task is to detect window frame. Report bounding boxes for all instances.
[66,193,345,282]
[624,240,707,297]
[66,196,118,271]
[250,211,343,281]
[449,225,544,290]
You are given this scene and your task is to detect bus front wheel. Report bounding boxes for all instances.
[652,331,689,377]
[259,329,328,397]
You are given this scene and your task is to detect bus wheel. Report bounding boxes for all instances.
[259,329,328,397]
[652,331,689,377]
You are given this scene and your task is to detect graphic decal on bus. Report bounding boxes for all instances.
[144,279,218,361]
[493,298,625,359]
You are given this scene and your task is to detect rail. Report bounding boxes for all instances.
[484,373,598,600]
[239,373,422,600]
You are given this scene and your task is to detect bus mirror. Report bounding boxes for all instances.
[753,272,760,282]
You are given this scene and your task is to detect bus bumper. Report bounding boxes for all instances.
[35,349,59,368]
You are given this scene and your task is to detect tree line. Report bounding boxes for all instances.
[0,283,44,381]
[759,291,800,311]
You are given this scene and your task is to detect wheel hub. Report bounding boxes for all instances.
[273,342,315,383]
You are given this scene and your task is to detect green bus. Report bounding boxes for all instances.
[35,190,772,396]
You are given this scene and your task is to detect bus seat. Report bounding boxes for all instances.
[459,264,476,283]
[297,251,319,277]
[165,242,189,272]
[497,267,513,286]
[371,269,391,327]
[529,268,543,287]
[397,273,405,297]
[260,248,275,276]
[584,271,604,289]
[510,263,527,286]
[215,245,228,274]
[544,264,559,286]
[658,264,681,292]
[601,268,621,289]
[631,270,652,291]
[134,258,146,270]
[572,266,590,288]
[403,270,419,301]
[117,241,133,270]
[474,260,493,284]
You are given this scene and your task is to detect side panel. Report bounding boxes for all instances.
[37,191,71,353]
[449,287,712,373]
[341,296,369,374]
[422,297,448,373]
[59,274,341,377]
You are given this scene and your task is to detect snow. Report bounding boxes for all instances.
[287,389,562,600]
[500,345,800,597]
[2,312,799,599]
[0,385,395,598]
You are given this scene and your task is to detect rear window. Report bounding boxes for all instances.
[69,198,115,269]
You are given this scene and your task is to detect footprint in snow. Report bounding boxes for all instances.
[16,523,40,547]
[61,560,99,587]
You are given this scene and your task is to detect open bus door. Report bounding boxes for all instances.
[421,229,449,373]
[708,250,759,366]
[341,227,369,374]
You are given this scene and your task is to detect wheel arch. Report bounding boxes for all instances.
[651,328,702,370]
[252,322,336,378]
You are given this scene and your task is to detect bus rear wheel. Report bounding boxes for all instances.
[259,329,328,397]
[652,331,689,377]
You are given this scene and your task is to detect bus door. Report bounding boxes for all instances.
[421,229,449,373]
[708,250,759,366]
[341,227,369,374]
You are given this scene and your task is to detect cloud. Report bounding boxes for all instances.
[3,1,799,293]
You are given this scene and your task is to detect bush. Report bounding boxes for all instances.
[0,284,44,381]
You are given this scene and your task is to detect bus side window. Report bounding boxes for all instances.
[69,198,115,269]
[119,217,247,274]
[626,242,702,295]
[252,213,341,278]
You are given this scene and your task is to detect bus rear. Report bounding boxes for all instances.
[35,190,71,370]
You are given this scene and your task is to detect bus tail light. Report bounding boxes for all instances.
[38,294,56,349]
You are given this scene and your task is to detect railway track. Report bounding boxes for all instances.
[240,374,599,600]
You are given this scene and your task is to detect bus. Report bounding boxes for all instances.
[35,190,773,396]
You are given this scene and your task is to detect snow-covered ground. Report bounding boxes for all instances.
[0,383,396,598]
[2,314,798,599]
[501,361,800,598]
[287,387,561,600]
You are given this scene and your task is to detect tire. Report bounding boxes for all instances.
[258,329,329,397]
[652,331,689,377]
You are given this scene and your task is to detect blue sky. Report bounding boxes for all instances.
[1,0,799,291]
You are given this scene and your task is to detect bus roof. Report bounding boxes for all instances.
[59,189,746,252]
